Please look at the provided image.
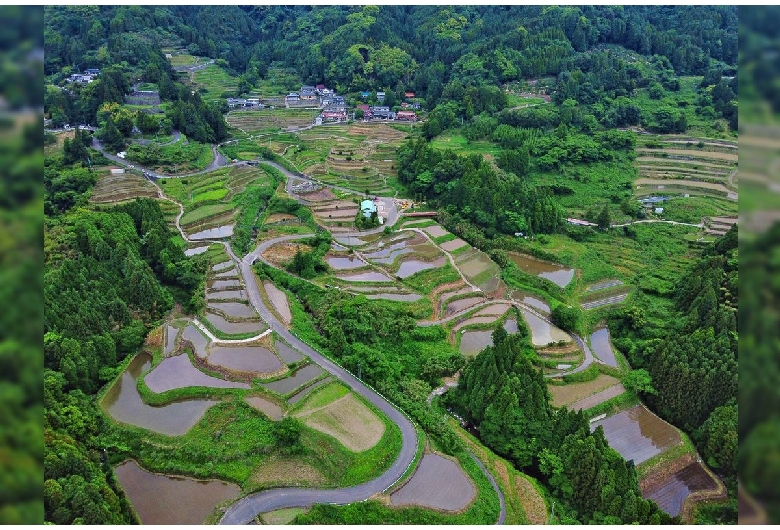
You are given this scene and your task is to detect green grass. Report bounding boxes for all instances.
[291,382,350,414]
[180,203,234,226]
[636,428,698,478]
[401,263,461,295]
[429,133,502,157]
[192,64,238,101]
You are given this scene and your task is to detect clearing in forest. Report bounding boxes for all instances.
[548,374,621,408]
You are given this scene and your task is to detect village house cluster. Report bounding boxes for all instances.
[66,68,100,84]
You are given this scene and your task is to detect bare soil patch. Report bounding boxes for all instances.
[567,384,626,412]
[296,394,385,452]
[299,187,336,202]
[549,374,621,407]
[245,395,284,421]
[390,453,476,512]
[263,213,298,225]
[263,281,292,325]
[440,237,469,252]
[262,242,312,267]
[422,224,449,238]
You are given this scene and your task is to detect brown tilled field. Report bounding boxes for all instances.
[549,374,621,408]
[263,281,292,326]
[295,394,385,452]
[90,171,159,203]
[262,242,312,267]
[390,453,476,511]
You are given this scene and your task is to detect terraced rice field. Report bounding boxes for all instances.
[144,354,250,393]
[261,363,324,395]
[395,256,447,279]
[263,281,292,326]
[114,460,239,525]
[635,135,738,200]
[208,302,259,319]
[203,311,267,335]
[390,453,476,511]
[90,170,159,203]
[207,345,285,376]
[181,325,209,358]
[644,461,718,517]
[591,404,681,465]
[567,384,626,412]
[548,374,621,408]
[521,309,570,347]
[227,108,321,134]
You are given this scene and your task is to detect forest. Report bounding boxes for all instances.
[37,4,743,526]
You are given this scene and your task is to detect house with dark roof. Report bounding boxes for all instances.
[300,86,317,100]
[371,106,392,119]
[285,93,300,102]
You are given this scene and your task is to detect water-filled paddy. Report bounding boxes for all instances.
[521,309,570,346]
[325,255,368,270]
[589,327,619,367]
[391,453,475,511]
[261,363,324,395]
[366,293,423,302]
[445,296,485,316]
[458,319,519,356]
[207,345,285,375]
[395,257,446,278]
[102,353,218,436]
[164,325,178,354]
[211,260,234,272]
[591,404,681,465]
[209,279,241,290]
[208,302,258,319]
[144,354,249,393]
[181,324,209,358]
[189,225,234,240]
[274,341,304,364]
[512,292,551,313]
[184,246,209,256]
[336,271,394,283]
[507,252,574,288]
[204,312,267,335]
[645,462,717,517]
[205,289,247,301]
[114,460,240,525]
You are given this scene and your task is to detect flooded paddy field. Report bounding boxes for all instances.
[287,377,333,405]
[188,224,235,240]
[274,341,304,364]
[184,246,209,256]
[445,296,486,317]
[209,278,241,290]
[395,256,447,278]
[114,460,239,525]
[261,363,325,395]
[245,395,284,421]
[644,462,717,517]
[367,247,413,265]
[102,353,218,436]
[207,345,285,376]
[510,292,550,313]
[208,302,259,319]
[507,252,574,288]
[336,271,395,283]
[325,254,368,270]
[366,293,423,302]
[521,309,570,347]
[473,303,511,317]
[205,289,247,301]
[144,354,250,393]
[181,325,209,358]
[458,320,518,356]
[212,269,240,279]
[390,453,475,511]
[591,404,681,465]
[164,325,178,355]
[589,327,619,367]
[211,260,234,272]
[203,312,267,335]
